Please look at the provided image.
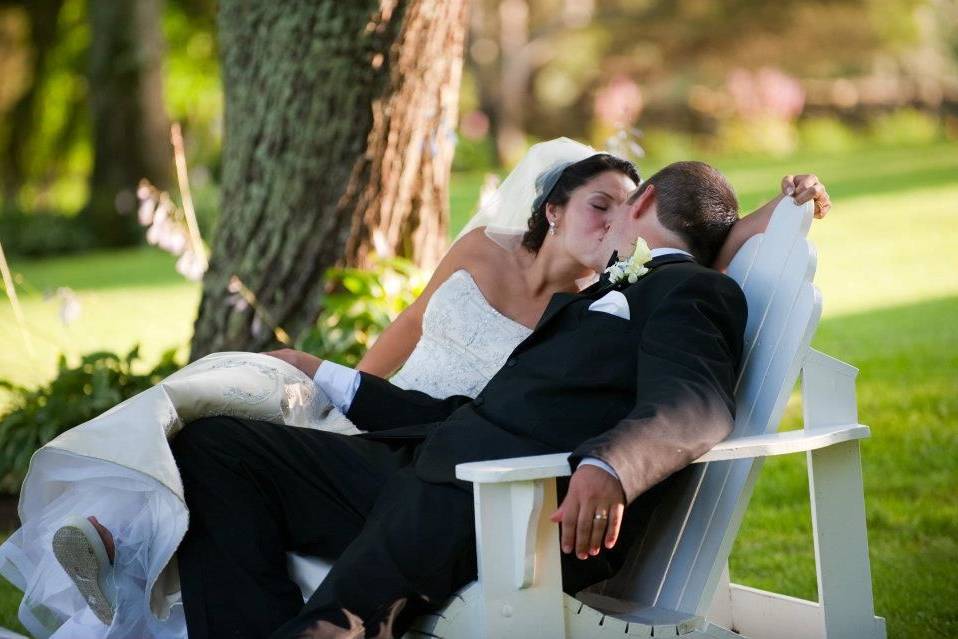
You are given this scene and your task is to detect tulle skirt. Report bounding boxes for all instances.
[0,352,358,638]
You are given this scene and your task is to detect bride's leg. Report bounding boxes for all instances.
[87,516,116,563]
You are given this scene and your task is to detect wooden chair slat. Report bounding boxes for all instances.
[584,200,822,616]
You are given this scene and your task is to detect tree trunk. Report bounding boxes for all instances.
[189,0,468,360]
[342,1,466,271]
[0,0,65,204]
[82,0,172,247]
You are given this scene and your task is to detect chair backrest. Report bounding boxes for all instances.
[585,198,822,616]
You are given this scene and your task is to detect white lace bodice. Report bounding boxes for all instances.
[390,269,533,399]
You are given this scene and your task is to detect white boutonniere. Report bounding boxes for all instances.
[605,237,652,285]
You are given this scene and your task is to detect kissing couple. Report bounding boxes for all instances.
[0,138,831,638]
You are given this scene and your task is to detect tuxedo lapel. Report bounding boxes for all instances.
[533,250,619,331]
[534,291,580,331]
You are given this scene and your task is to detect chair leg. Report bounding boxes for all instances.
[472,478,567,638]
[807,440,885,639]
[706,562,734,630]
[803,350,885,638]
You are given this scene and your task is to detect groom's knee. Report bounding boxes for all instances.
[170,415,239,466]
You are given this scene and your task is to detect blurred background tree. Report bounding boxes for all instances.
[1,0,954,252]
[0,0,220,255]
[83,0,172,246]
[456,0,958,165]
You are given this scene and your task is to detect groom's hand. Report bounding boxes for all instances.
[262,348,324,378]
[781,174,831,219]
[550,465,626,560]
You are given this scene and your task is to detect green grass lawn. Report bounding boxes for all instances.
[0,248,199,399]
[1,141,956,636]
[731,295,958,637]
[0,531,20,633]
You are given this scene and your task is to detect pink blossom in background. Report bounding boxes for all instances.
[726,67,805,121]
[135,180,209,282]
[460,110,491,140]
[176,250,206,282]
[594,75,643,128]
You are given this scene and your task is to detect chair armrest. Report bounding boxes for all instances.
[454,423,871,483]
[455,452,572,483]
[692,423,870,463]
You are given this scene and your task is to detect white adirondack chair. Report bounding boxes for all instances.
[288,198,886,639]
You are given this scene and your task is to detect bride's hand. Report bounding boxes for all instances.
[781,174,831,218]
[262,348,324,378]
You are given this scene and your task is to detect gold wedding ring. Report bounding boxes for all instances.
[594,511,608,520]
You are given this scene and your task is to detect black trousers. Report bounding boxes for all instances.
[172,416,652,638]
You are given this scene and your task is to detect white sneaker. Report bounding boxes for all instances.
[52,515,117,625]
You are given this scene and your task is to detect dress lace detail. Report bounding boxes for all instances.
[390,270,532,398]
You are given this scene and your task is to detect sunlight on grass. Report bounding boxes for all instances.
[0,142,955,637]
[731,296,958,638]
[807,186,958,316]
[0,248,199,392]
[451,142,958,318]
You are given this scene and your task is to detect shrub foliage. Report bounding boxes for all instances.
[298,257,426,368]
[0,346,180,493]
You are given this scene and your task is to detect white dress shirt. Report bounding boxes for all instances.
[312,247,693,483]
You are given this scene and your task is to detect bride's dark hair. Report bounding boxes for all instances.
[522,153,639,252]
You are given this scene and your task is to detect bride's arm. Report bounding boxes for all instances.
[355,304,424,377]
[356,228,489,377]
[712,174,831,272]
[712,193,784,271]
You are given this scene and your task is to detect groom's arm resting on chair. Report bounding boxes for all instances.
[553,271,747,560]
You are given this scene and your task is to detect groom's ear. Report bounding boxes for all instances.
[627,183,656,220]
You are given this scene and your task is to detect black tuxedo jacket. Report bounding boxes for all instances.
[347,254,747,503]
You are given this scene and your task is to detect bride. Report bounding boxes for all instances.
[0,138,830,638]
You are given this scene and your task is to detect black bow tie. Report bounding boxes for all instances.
[605,250,620,270]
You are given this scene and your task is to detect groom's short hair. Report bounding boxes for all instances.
[632,161,739,266]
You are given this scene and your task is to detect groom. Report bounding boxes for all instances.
[172,160,748,639]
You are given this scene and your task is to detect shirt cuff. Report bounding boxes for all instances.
[312,360,361,414]
[578,457,620,481]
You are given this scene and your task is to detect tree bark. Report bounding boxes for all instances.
[82,0,172,246]
[189,0,468,360]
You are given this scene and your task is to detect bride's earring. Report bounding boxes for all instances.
[549,219,558,235]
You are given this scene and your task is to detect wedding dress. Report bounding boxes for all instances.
[0,268,532,639]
